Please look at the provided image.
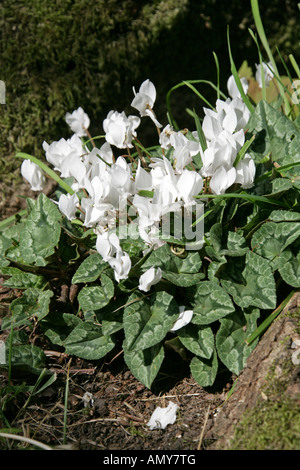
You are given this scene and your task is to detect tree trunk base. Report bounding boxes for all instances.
[205,292,300,450]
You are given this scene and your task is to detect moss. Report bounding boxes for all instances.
[229,398,300,450]
[229,306,300,450]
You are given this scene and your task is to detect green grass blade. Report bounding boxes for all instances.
[251,0,291,115]
[195,192,288,207]
[227,26,254,113]
[246,290,295,345]
[289,54,300,80]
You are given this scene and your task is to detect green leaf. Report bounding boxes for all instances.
[221,251,277,310]
[251,220,300,264]
[191,281,235,325]
[276,250,300,287]
[18,194,62,266]
[190,348,218,387]
[216,308,260,375]
[72,253,108,284]
[176,324,214,359]
[2,288,53,329]
[63,321,116,360]
[269,210,300,222]
[77,273,114,312]
[7,344,47,376]
[41,312,82,346]
[247,100,300,169]
[207,223,249,259]
[0,267,46,289]
[123,291,179,351]
[162,271,205,287]
[123,342,165,389]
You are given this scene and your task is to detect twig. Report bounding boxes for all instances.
[0,432,53,450]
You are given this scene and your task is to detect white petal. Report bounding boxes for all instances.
[147,401,179,430]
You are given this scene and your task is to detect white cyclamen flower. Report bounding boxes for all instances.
[109,250,132,283]
[103,110,140,149]
[235,154,256,189]
[255,61,275,88]
[147,401,179,430]
[96,232,121,262]
[227,74,249,99]
[21,159,45,191]
[209,166,236,195]
[170,306,194,332]
[138,267,162,292]
[131,79,162,128]
[65,107,90,137]
[177,169,203,205]
[58,192,79,220]
[42,134,83,173]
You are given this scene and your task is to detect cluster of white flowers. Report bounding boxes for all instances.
[20,75,258,319]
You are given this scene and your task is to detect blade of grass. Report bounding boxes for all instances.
[227,26,254,113]
[0,210,27,231]
[251,0,291,116]
[63,359,72,445]
[289,54,300,80]
[213,52,220,100]
[194,192,288,207]
[246,290,295,345]
[248,28,267,102]
[166,79,227,130]
[233,134,256,167]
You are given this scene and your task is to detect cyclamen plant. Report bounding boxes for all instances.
[1,2,300,389]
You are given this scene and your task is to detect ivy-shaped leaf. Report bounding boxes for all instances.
[176,323,214,359]
[191,281,235,325]
[123,342,165,389]
[63,321,116,360]
[72,253,108,284]
[221,251,276,310]
[19,193,62,266]
[276,250,300,288]
[2,288,53,329]
[216,308,260,375]
[251,220,300,265]
[77,273,114,312]
[190,348,218,387]
[123,291,179,351]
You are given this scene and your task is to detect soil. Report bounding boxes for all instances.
[0,181,300,452]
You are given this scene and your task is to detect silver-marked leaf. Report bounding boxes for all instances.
[2,288,53,329]
[1,267,46,289]
[19,193,62,266]
[63,321,116,360]
[191,281,235,325]
[216,308,260,375]
[72,253,108,284]
[277,250,300,287]
[77,273,114,312]
[247,100,300,169]
[221,251,276,310]
[190,348,218,387]
[123,342,164,389]
[123,291,179,351]
[41,312,82,346]
[251,221,300,263]
[177,324,214,359]
[162,271,205,287]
